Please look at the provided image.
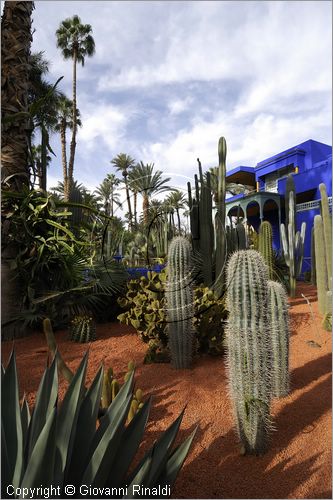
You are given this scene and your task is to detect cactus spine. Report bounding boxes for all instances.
[267,280,290,397]
[226,250,272,455]
[280,191,306,297]
[258,221,274,279]
[165,236,194,369]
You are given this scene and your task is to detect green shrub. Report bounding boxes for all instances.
[117,269,227,362]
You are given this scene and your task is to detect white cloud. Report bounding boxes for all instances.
[28,1,331,203]
[168,96,193,115]
[77,103,129,152]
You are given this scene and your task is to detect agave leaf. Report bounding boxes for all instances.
[53,352,88,487]
[65,365,104,486]
[87,369,135,458]
[20,395,31,455]
[127,408,186,488]
[1,421,10,495]
[27,355,58,460]
[82,371,135,486]
[157,426,197,490]
[1,351,23,489]
[106,397,152,488]
[19,408,57,493]
[124,455,152,499]
[82,393,132,487]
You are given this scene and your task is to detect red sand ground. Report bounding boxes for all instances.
[2,283,332,499]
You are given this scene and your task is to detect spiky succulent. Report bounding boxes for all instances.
[1,351,196,498]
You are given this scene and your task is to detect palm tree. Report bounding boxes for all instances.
[206,167,253,203]
[1,1,34,191]
[31,144,52,189]
[165,190,186,232]
[54,96,82,198]
[110,153,136,230]
[131,162,173,224]
[127,165,141,228]
[56,15,95,199]
[28,51,64,190]
[94,174,122,217]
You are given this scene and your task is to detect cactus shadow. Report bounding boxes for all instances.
[288,310,317,336]
[174,356,331,498]
[290,352,331,391]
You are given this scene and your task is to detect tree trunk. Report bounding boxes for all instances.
[134,191,137,227]
[40,127,47,191]
[1,1,34,191]
[1,1,34,340]
[176,208,181,232]
[60,119,68,197]
[143,194,149,225]
[66,47,77,201]
[124,177,133,230]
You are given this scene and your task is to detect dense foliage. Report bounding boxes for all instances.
[117,268,227,362]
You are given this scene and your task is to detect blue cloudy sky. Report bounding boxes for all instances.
[30,0,332,206]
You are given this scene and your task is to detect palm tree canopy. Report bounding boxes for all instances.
[110,153,136,178]
[94,174,122,212]
[130,162,173,198]
[56,15,95,66]
[54,96,82,132]
[165,190,186,212]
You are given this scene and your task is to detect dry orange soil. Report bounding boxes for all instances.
[2,283,331,499]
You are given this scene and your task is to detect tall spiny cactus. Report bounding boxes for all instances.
[198,161,214,285]
[165,236,195,369]
[285,174,296,231]
[267,280,290,397]
[226,250,272,455]
[314,215,328,315]
[311,226,316,286]
[280,191,306,297]
[214,137,227,296]
[258,221,274,279]
[319,183,332,289]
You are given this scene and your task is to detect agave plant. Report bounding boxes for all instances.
[2,351,196,498]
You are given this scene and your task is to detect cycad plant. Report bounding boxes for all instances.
[2,351,196,498]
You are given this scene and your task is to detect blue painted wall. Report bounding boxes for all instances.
[226,139,332,277]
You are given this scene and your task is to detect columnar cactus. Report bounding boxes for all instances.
[319,183,332,289]
[267,280,290,397]
[214,136,227,295]
[225,250,272,454]
[258,221,274,279]
[165,236,195,369]
[198,164,214,286]
[280,191,306,297]
[314,215,328,315]
[311,226,316,286]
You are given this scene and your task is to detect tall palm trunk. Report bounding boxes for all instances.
[133,191,138,227]
[143,194,149,225]
[1,1,34,339]
[1,1,34,191]
[60,119,68,193]
[124,174,133,230]
[176,208,181,232]
[66,47,77,200]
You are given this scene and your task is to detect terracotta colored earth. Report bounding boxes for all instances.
[2,283,331,499]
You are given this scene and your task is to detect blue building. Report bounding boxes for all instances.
[225,139,332,276]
